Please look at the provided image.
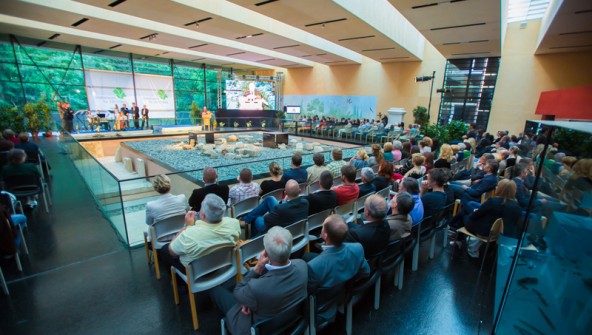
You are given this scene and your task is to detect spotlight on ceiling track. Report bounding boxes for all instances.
[437,88,452,94]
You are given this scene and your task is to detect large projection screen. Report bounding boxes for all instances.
[225,79,275,110]
[85,70,176,118]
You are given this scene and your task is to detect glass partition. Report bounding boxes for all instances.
[493,121,592,334]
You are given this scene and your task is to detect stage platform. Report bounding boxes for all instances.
[152,124,201,134]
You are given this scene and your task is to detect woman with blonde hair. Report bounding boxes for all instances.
[383,142,394,162]
[349,148,369,170]
[260,161,286,196]
[435,144,454,169]
[404,153,426,179]
[145,174,189,237]
[368,143,384,167]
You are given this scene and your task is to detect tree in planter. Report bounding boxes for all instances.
[0,104,26,134]
[412,106,429,130]
[444,120,469,143]
[189,102,201,125]
[23,98,52,139]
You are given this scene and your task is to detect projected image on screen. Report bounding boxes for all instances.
[225,80,275,110]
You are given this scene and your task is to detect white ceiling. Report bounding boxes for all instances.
[0,0,588,71]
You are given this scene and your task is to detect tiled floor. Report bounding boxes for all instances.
[1,136,495,334]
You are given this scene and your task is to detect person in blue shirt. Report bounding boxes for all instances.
[399,177,424,225]
[282,154,307,184]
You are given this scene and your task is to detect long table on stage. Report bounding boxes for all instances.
[215,109,276,127]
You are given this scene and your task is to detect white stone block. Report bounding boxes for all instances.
[136,158,146,177]
[114,147,122,162]
[123,157,134,172]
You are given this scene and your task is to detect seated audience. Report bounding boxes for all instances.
[358,167,377,197]
[326,148,347,178]
[162,194,241,270]
[307,171,337,215]
[3,129,19,144]
[449,159,499,205]
[228,168,260,205]
[0,133,14,151]
[210,226,307,335]
[506,146,519,168]
[1,149,42,207]
[367,144,383,167]
[404,153,426,179]
[145,174,189,242]
[422,151,434,172]
[373,160,394,191]
[392,141,403,162]
[349,149,369,170]
[259,162,286,196]
[15,132,45,162]
[333,165,360,205]
[434,144,453,169]
[307,152,328,184]
[420,168,449,219]
[346,194,390,257]
[282,154,307,184]
[558,156,577,178]
[383,142,394,162]
[240,180,309,237]
[451,154,494,183]
[307,214,370,322]
[419,140,431,154]
[399,177,424,225]
[188,167,229,211]
[386,192,414,241]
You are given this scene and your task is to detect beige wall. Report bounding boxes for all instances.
[283,43,447,125]
[489,21,592,135]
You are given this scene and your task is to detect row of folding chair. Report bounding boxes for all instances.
[1,212,30,295]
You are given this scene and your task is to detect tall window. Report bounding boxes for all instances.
[437,57,500,130]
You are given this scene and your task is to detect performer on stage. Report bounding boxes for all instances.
[201,106,213,131]
[58,101,67,132]
[131,102,140,129]
[121,104,130,129]
[141,104,149,129]
[64,102,74,133]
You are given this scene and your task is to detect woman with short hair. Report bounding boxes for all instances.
[349,149,369,170]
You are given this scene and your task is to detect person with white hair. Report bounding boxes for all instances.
[162,194,241,271]
[358,167,376,197]
[145,174,189,226]
[211,226,308,335]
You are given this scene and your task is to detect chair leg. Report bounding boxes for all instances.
[143,232,151,265]
[153,246,161,279]
[412,242,419,271]
[451,232,459,261]
[479,243,490,275]
[188,285,199,330]
[398,260,404,290]
[18,229,29,255]
[374,276,381,310]
[309,296,316,335]
[429,234,436,259]
[220,319,227,335]
[1,267,8,295]
[346,301,353,335]
[442,225,449,248]
[15,253,22,272]
[171,267,180,305]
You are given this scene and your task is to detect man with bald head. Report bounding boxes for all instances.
[241,179,309,237]
[188,167,229,211]
[345,194,390,257]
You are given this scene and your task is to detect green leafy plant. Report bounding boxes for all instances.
[189,102,201,125]
[260,120,266,128]
[234,121,239,128]
[23,98,52,135]
[0,104,26,133]
[412,106,429,129]
[276,109,285,119]
[422,123,447,143]
[246,121,252,128]
[219,122,225,128]
[113,88,126,99]
[554,128,592,158]
[157,89,168,100]
[444,120,469,143]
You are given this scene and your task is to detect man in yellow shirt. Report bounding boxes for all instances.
[201,107,213,131]
[162,194,241,271]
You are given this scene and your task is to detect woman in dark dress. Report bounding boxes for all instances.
[434,144,453,169]
[259,161,286,196]
[373,160,394,191]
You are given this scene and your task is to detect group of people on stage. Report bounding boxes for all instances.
[113,103,150,131]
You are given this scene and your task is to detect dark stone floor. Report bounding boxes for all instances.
[1,137,495,334]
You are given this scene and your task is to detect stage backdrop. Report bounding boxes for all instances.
[283,95,377,120]
[85,70,175,118]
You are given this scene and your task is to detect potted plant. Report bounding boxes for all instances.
[412,105,429,130]
[0,104,25,134]
[219,122,225,129]
[234,121,239,128]
[246,120,252,128]
[260,120,266,128]
[189,102,201,125]
[23,98,52,140]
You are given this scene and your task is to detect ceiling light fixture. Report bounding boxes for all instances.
[140,33,158,41]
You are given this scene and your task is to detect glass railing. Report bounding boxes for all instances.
[65,129,369,247]
[493,121,592,334]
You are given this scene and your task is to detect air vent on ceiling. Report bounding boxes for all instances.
[184,17,212,26]
[279,63,298,67]
[301,55,312,57]
[559,30,592,35]
[443,42,461,45]
[273,44,300,50]
[431,22,485,31]
[108,0,126,8]
[71,18,89,27]
[189,43,208,49]
[255,0,278,6]
[48,34,60,40]
[451,51,491,55]
[324,61,347,64]
[362,47,395,52]
[549,44,592,49]
[140,33,158,40]
[236,33,263,40]
[162,52,169,55]
[256,58,275,62]
[380,57,409,60]
[93,50,104,54]
[226,52,246,56]
[36,41,46,47]
[338,35,375,42]
[109,44,122,49]
[305,18,347,27]
[469,40,489,43]
[412,0,466,9]
[192,58,206,61]
[574,9,592,14]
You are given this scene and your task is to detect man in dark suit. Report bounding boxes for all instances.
[211,226,308,335]
[307,171,337,215]
[307,214,369,323]
[450,159,499,205]
[241,180,309,237]
[188,167,229,211]
[282,154,307,184]
[131,102,140,129]
[346,194,390,257]
[121,104,130,129]
[141,104,149,129]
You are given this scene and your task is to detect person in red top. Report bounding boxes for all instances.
[333,165,360,205]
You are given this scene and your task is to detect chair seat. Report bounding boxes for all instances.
[456,227,490,242]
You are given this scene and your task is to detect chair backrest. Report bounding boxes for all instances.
[307,208,333,233]
[308,181,320,194]
[371,164,379,173]
[186,245,237,293]
[286,219,309,255]
[504,166,514,179]
[376,186,391,201]
[150,214,186,248]
[251,296,308,335]
[298,182,309,196]
[232,196,260,218]
[334,200,355,218]
[4,173,42,191]
[237,235,266,279]
[332,177,343,188]
[310,282,348,329]
[381,238,404,273]
[354,191,375,215]
[488,218,504,242]
[481,189,496,203]
[261,188,284,202]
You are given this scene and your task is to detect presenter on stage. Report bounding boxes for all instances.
[141,104,149,129]
[201,106,213,131]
